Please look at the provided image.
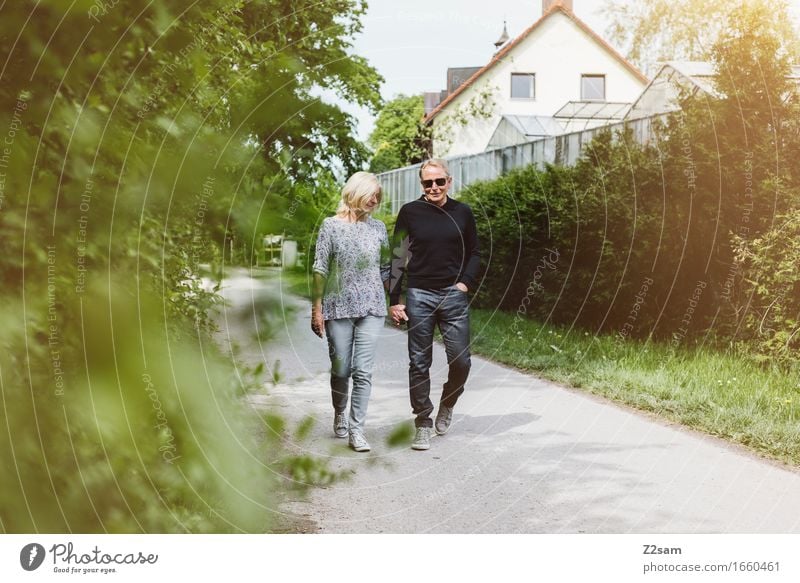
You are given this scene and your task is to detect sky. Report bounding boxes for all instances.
[344,0,800,142]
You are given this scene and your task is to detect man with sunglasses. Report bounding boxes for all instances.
[388,159,480,451]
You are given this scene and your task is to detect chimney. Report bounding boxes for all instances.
[542,0,573,13]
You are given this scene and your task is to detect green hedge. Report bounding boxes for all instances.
[461,6,800,361]
[461,106,800,358]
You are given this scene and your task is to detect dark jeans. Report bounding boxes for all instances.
[406,286,471,428]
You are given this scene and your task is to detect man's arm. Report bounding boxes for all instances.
[379,221,391,293]
[388,208,410,324]
[459,205,481,292]
[388,208,408,305]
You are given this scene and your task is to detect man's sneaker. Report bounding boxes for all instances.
[333,412,348,438]
[349,431,371,452]
[435,405,454,435]
[411,427,432,450]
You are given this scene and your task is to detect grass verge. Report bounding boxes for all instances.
[275,267,313,299]
[470,309,800,466]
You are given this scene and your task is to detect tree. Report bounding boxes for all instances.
[604,0,800,73]
[367,94,429,173]
[718,3,800,362]
[233,0,384,180]
[0,0,376,532]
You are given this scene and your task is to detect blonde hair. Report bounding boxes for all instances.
[419,158,450,178]
[336,171,382,219]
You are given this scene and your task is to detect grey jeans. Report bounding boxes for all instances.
[325,315,384,433]
[406,286,471,428]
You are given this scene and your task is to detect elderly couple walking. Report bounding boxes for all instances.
[311,159,480,452]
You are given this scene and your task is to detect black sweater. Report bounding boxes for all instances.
[388,195,480,305]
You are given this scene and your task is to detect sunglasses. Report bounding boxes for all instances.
[421,177,449,189]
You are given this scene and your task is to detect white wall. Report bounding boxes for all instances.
[432,10,646,158]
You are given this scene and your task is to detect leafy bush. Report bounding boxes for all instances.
[462,129,671,334]
[732,211,800,365]
[0,0,379,532]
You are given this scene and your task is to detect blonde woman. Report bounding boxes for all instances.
[311,172,389,452]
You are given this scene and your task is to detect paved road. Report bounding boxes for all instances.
[216,269,800,534]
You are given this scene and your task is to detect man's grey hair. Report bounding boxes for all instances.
[418,158,450,179]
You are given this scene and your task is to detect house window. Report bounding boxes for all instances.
[581,74,606,101]
[511,73,535,99]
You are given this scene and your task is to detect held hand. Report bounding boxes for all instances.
[311,307,324,338]
[455,282,468,293]
[389,304,409,326]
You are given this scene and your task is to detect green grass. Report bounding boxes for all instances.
[470,309,800,466]
[274,267,313,299]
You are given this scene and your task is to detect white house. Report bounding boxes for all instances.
[425,0,648,158]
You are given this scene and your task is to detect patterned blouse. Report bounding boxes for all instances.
[312,216,390,320]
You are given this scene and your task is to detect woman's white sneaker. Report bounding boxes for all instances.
[349,431,371,452]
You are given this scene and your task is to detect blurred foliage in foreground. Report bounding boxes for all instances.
[0,0,380,532]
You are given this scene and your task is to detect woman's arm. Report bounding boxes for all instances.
[311,220,330,338]
[311,273,326,338]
